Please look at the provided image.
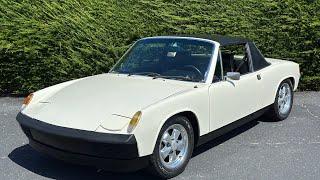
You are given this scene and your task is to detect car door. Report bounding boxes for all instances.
[208,49,262,131]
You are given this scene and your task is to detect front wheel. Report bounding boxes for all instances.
[267,79,294,121]
[148,116,194,179]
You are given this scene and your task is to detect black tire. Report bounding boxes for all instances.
[267,79,294,121]
[147,116,194,179]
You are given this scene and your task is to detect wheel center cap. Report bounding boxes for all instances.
[171,142,177,151]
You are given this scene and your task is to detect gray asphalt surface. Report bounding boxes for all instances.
[1,92,320,180]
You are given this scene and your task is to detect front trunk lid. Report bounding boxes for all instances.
[27,73,196,131]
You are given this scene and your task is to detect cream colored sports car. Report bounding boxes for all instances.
[17,35,300,178]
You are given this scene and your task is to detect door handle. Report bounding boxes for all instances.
[257,74,261,80]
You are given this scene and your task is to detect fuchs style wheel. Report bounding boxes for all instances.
[148,116,194,179]
[267,79,294,121]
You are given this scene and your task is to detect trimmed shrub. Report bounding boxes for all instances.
[299,76,320,91]
[0,0,319,95]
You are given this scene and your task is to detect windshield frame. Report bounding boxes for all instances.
[109,36,220,84]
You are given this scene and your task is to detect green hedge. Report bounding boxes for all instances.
[0,0,319,95]
[299,76,320,91]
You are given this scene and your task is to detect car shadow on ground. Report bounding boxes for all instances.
[8,145,156,180]
[192,120,259,157]
[8,116,271,179]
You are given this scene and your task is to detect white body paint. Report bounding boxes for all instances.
[21,37,300,157]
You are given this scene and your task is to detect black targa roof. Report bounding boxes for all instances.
[179,34,270,71]
[203,34,250,46]
[173,34,249,46]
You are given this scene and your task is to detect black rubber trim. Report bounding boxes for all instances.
[197,105,270,146]
[29,138,149,172]
[16,112,139,159]
[16,112,134,143]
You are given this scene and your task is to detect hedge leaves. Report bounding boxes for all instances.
[0,0,319,95]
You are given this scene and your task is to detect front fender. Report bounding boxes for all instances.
[133,85,210,157]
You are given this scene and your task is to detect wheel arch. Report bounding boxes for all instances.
[170,111,200,147]
[288,77,295,88]
[275,76,296,97]
[153,110,201,149]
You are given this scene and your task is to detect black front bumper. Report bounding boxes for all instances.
[16,112,149,172]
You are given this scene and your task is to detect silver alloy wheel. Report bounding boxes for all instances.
[159,124,189,169]
[278,83,292,115]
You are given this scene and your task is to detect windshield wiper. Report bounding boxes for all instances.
[128,72,200,82]
[154,75,199,82]
[128,72,161,77]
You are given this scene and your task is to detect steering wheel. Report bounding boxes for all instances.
[178,65,203,78]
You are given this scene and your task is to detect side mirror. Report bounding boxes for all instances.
[225,72,240,80]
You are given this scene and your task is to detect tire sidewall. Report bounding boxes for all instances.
[274,80,294,120]
[150,116,194,178]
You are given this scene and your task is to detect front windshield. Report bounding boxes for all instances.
[111,38,215,82]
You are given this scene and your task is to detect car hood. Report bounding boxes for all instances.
[25,73,198,131]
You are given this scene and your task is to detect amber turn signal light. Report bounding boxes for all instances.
[127,111,142,133]
[23,93,34,105]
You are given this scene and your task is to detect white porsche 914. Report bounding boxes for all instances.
[17,35,300,178]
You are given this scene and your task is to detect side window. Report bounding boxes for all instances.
[213,51,223,82]
[220,44,252,75]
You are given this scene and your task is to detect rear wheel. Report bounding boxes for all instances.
[148,116,194,179]
[267,79,293,121]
